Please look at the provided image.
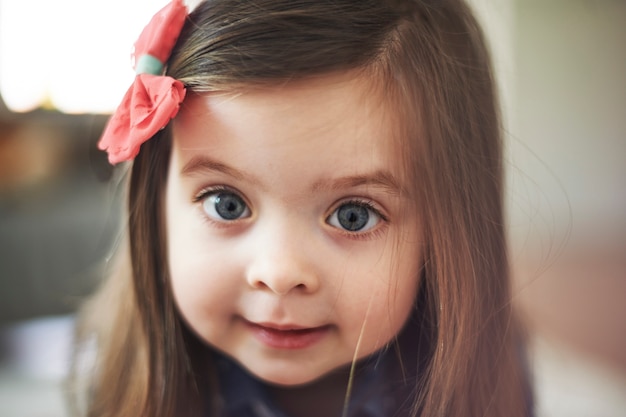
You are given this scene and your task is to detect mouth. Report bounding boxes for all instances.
[244,320,331,350]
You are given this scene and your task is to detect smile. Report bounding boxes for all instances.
[245,321,331,350]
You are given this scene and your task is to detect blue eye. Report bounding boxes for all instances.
[327,202,381,232]
[202,191,250,221]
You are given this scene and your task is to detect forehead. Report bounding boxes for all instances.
[172,72,404,186]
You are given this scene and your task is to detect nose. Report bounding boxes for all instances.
[245,225,321,296]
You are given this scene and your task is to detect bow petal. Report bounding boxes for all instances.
[98,0,188,164]
[98,74,186,164]
[133,0,188,65]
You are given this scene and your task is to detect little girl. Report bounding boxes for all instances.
[72,0,533,416]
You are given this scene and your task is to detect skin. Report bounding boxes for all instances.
[165,73,422,400]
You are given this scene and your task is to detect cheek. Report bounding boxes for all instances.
[166,215,242,332]
[168,247,213,321]
[342,276,418,360]
[340,243,422,354]
[371,271,419,333]
[168,234,241,300]
[168,246,244,345]
[166,181,227,313]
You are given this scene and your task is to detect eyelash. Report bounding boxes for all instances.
[193,185,230,203]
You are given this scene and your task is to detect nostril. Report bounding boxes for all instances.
[252,280,271,291]
[246,256,320,295]
[250,278,310,296]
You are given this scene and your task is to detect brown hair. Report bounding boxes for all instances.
[71,0,531,416]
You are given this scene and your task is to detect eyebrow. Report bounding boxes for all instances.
[181,155,261,186]
[311,170,406,196]
[181,155,406,196]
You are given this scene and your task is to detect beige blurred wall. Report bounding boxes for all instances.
[507,0,626,372]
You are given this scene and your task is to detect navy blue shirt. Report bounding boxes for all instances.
[214,348,412,417]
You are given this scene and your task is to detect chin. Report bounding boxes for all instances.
[249,366,325,387]
[242,358,345,388]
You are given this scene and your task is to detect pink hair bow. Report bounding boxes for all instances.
[98,0,188,164]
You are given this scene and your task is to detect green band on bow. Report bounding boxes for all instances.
[135,54,164,75]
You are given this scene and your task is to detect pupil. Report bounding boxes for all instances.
[215,193,245,220]
[337,204,369,231]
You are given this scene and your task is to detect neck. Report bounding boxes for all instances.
[268,366,352,417]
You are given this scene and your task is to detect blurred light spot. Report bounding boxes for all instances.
[0,0,172,114]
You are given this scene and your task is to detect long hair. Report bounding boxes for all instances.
[71,1,531,416]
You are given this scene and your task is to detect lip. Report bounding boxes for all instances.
[244,320,330,350]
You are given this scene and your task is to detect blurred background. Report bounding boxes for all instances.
[0,0,624,416]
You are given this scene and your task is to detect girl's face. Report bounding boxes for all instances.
[166,73,422,386]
